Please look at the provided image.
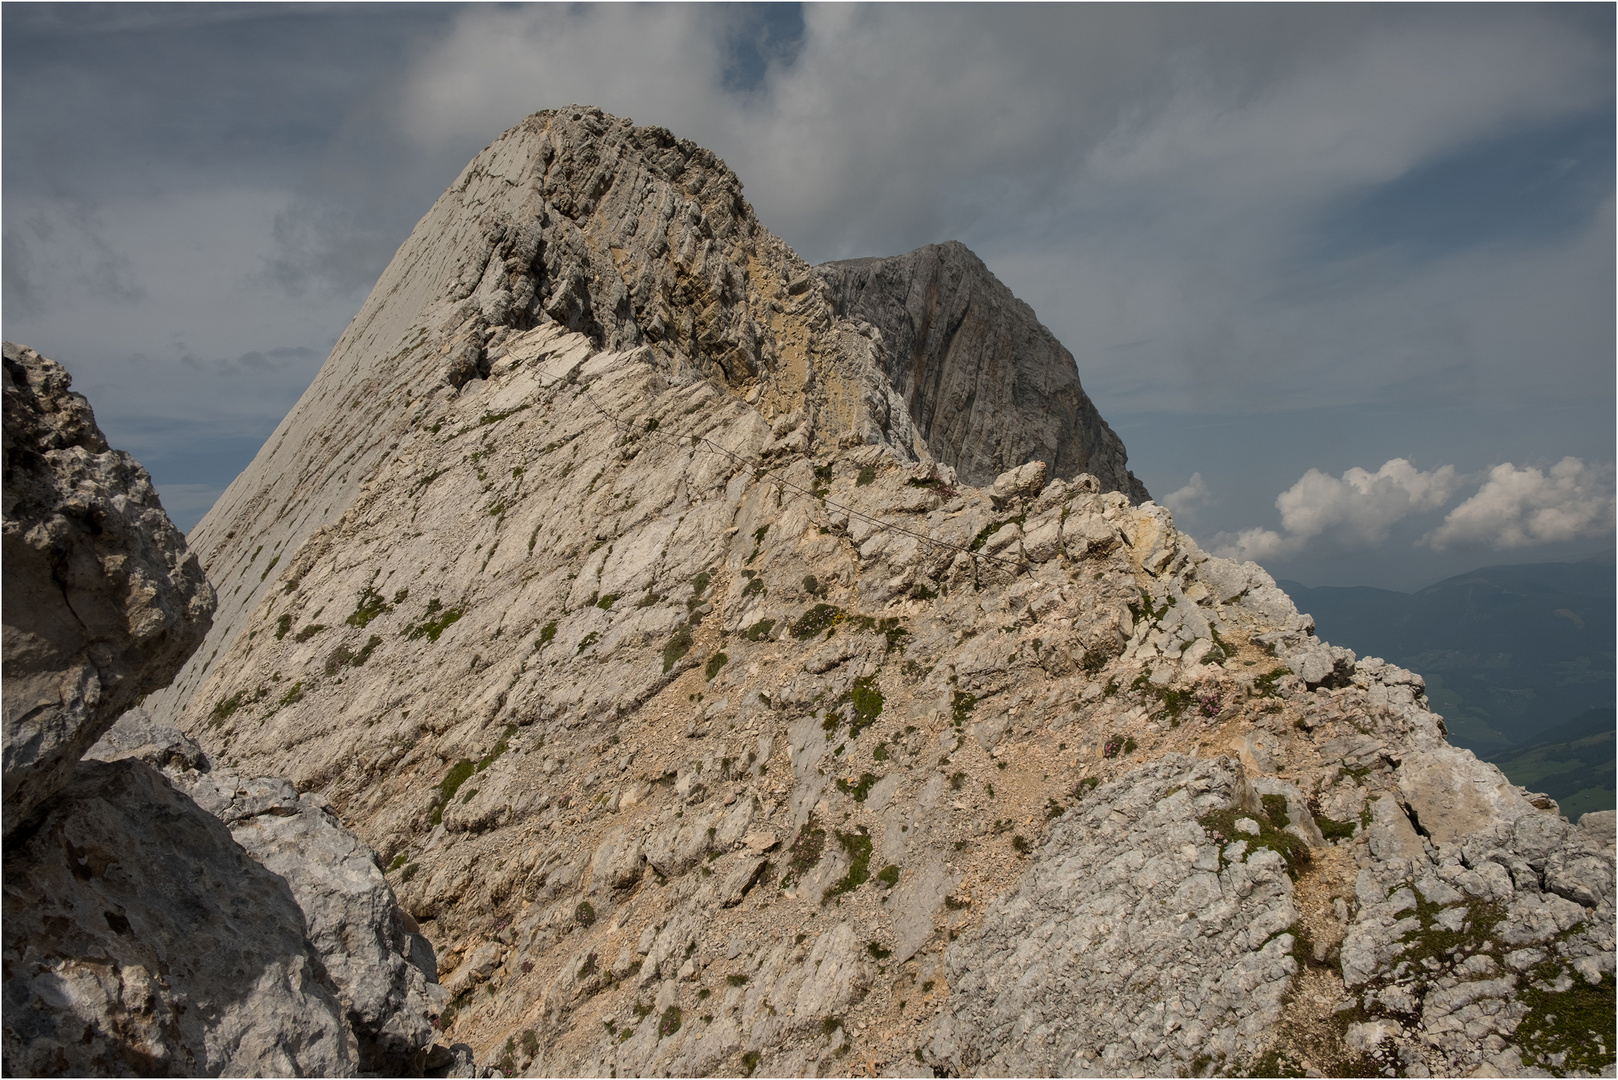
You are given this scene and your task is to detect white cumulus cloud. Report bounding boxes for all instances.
[1422,457,1615,550]
[1211,458,1463,561]
[1159,472,1211,522]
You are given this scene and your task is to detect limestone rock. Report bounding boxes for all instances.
[83,704,207,772]
[86,707,443,1074]
[4,348,442,1077]
[817,242,1149,498]
[1,759,356,1077]
[1,342,214,835]
[120,110,1612,1079]
[928,756,1299,1075]
[183,771,439,1074]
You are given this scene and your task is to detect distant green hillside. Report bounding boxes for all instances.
[1279,558,1613,819]
[1486,708,1614,822]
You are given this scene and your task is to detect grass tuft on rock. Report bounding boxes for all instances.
[663,625,694,672]
[792,603,843,640]
[822,830,873,904]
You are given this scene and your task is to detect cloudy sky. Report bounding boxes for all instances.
[5,3,1613,589]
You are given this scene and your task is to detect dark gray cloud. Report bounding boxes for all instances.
[3,3,1611,580]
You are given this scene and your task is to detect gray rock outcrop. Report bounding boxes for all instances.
[930,756,1299,1075]
[1,758,358,1076]
[174,763,441,1074]
[817,242,1149,499]
[2,342,214,835]
[3,345,443,1077]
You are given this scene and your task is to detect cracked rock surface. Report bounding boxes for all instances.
[1,758,358,1076]
[148,314,1613,1077]
[1,342,214,835]
[817,241,1149,499]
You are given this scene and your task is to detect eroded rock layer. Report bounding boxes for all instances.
[818,242,1148,499]
[158,320,1613,1077]
[145,105,930,738]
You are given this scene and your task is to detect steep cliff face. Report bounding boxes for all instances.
[146,105,928,737]
[1,343,214,834]
[817,242,1148,499]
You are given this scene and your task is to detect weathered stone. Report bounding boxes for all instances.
[2,343,214,834]
[1,759,356,1077]
[84,109,1610,1080]
[818,243,1148,499]
[5,346,444,1077]
[205,780,439,1074]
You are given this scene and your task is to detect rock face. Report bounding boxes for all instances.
[817,242,1149,499]
[131,110,1611,1077]
[1,342,214,835]
[1,758,358,1076]
[173,761,441,1073]
[149,320,1614,1077]
[930,756,1301,1075]
[2,347,444,1077]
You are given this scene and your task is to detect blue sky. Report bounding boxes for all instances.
[4,3,1612,590]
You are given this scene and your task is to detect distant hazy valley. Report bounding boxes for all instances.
[1281,558,1614,819]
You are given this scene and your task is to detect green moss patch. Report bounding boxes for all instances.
[792,603,844,639]
[1516,969,1615,1076]
[846,614,910,653]
[210,689,255,724]
[782,820,827,886]
[848,677,884,735]
[1253,666,1292,697]
[705,651,729,680]
[822,830,873,904]
[429,726,516,825]
[1313,812,1357,841]
[1127,588,1172,624]
[405,599,462,642]
[432,759,475,824]
[835,772,879,802]
[350,634,382,666]
[663,625,694,672]
[1199,799,1311,879]
[346,586,391,628]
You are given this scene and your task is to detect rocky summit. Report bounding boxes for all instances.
[5,106,1613,1078]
